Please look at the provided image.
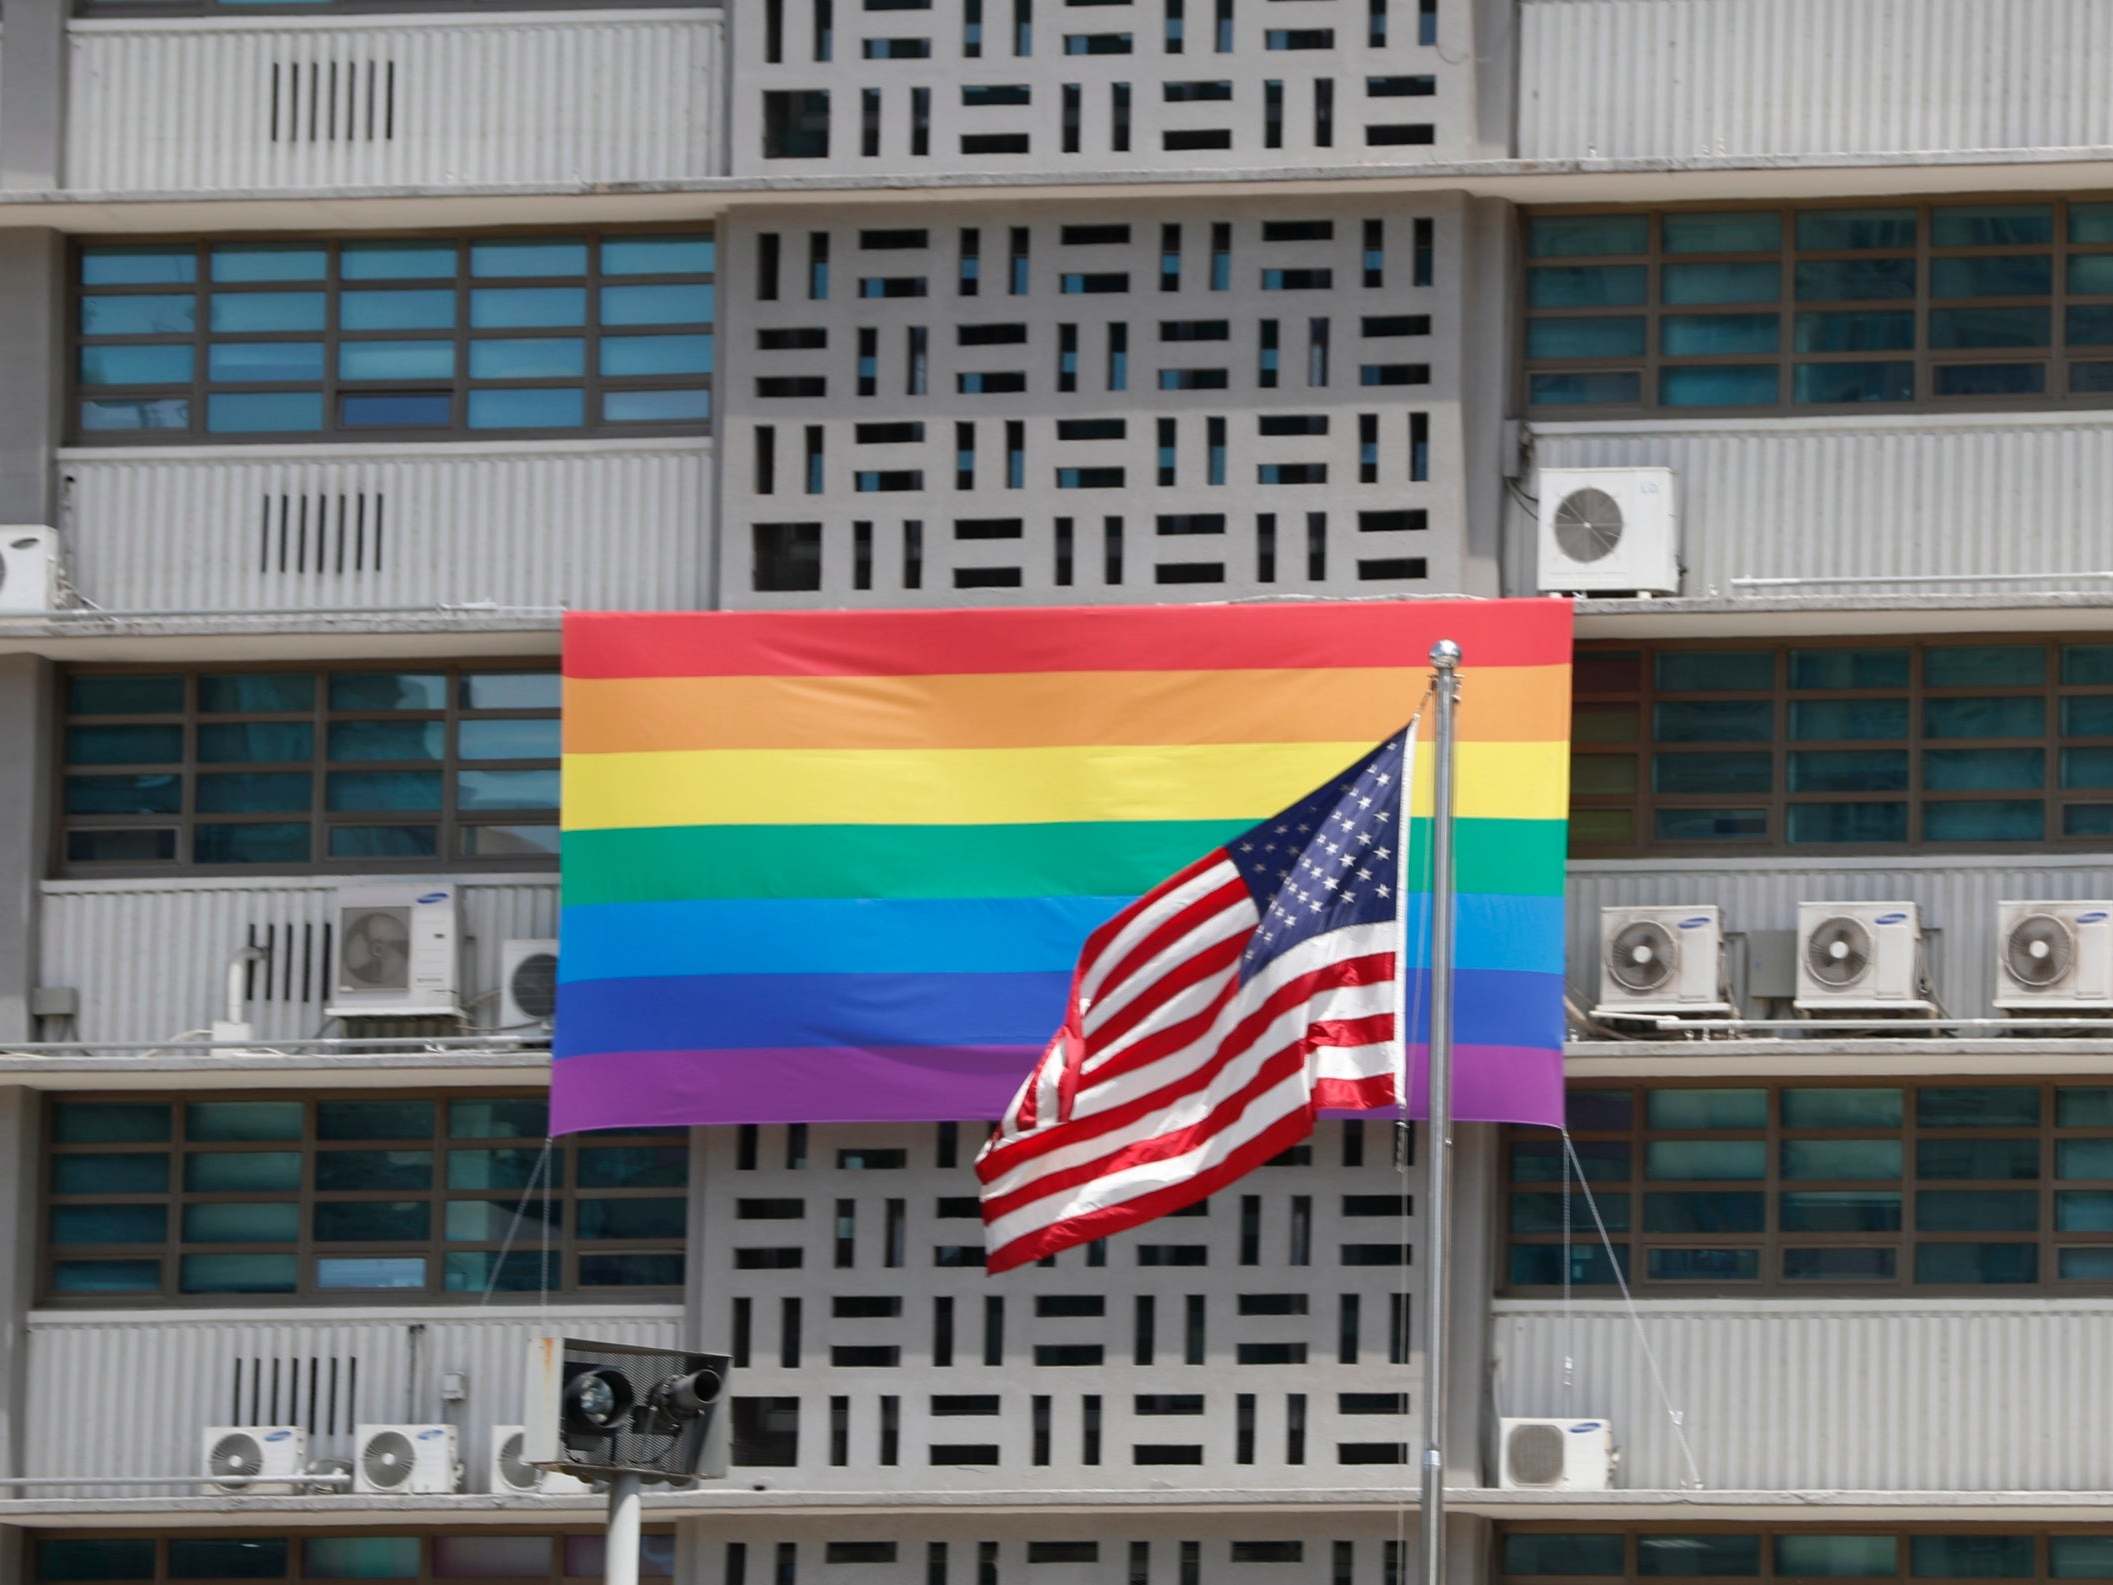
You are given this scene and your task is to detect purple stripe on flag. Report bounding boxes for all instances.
[1404,1042,1566,1129]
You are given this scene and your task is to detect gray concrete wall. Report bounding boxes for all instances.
[0,233,64,529]
[0,0,68,190]
[0,658,52,1048]
[0,1092,38,1486]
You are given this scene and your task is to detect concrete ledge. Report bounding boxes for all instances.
[0,1048,550,1089]
[1565,1035,2113,1079]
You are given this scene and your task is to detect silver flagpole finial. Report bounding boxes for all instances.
[1430,638,1462,669]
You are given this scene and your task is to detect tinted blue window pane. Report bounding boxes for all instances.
[1662,262,1779,305]
[302,1536,423,1579]
[316,1257,429,1290]
[1525,216,1649,258]
[2065,645,2113,685]
[1779,1190,1901,1232]
[66,774,180,815]
[1653,808,1767,841]
[2058,1088,2113,1126]
[199,672,312,712]
[328,720,443,761]
[1513,1138,1629,1183]
[1647,1247,1758,1281]
[1653,753,1771,793]
[459,768,561,809]
[315,1149,433,1191]
[330,672,444,710]
[458,719,559,759]
[1786,801,1907,843]
[50,1258,162,1293]
[193,822,309,864]
[1638,1536,1760,1576]
[1794,310,1915,352]
[341,241,458,279]
[211,245,327,283]
[1776,1537,1898,1578]
[1781,1138,1903,1179]
[168,1539,292,1580]
[209,292,325,332]
[1933,204,2053,246]
[1797,259,1916,300]
[1788,749,1909,792]
[53,1101,170,1143]
[183,1202,301,1242]
[1930,307,2050,349]
[470,286,587,328]
[1525,316,1646,358]
[467,387,585,428]
[327,770,442,811]
[1927,747,2044,789]
[1791,647,1911,689]
[576,1196,687,1239]
[1654,699,1773,742]
[469,239,588,277]
[2073,254,2113,295]
[1508,1242,1626,1287]
[1526,265,1647,308]
[1918,1251,2028,1284]
[1500,1536,1627,1576]
[67,724,183,764]
[2060,1138,2113,1178]
[329,825,440,859]
[1919,1138,2039,1179]
[179,1253,298,1294]
[207,342,324,383]
[315,1200,431,1241]
[1662,212,1782,253]
[461,823,561,857]
[1925,800,2044,841]
[1929,644,2045,686]
[461,672,559,709]
[1931,255,2052,297]
[468,338,585,379]
[1528,371,1640,407]
[1646,1140,1766,1180]
[339,340,456,380]
[81,397,190,431]
[70,675,182,715]
[1920,1086,2041,1127]
[340,393,452,430]
[578,1252,685,1285]
[1795,361,1915,404]
[314,1107,433,1148]
[68,827,177,860]
[1797,209,1916,250]
[1662,365,1777,406]
[1925,696,2044,737]
[600,333,715,375]
[37,1538,160,1580]
[189,1099,302,1140]
[2067,305,2113,347]
[1662,314,1779,355]
[81,247,197,286]
[604,388,713,423]
[342,290,456,331]
[2062,747,2113,788]
[81,294,196,335]
[1647,1088,1768,1129]
[1935,363,2046,396]
[602,283,716,325]
[2074,204,2113,244]
[603,235,717,275]
[51,1153,168,1192]
[207,392,325,433]
[185,1150,301,1191]
[80,344,193,384]
[1512,1192,1630,1234]
[197,771,311,813]
[2049,1537,2113,1579]
[2066,804,2113,836]
[1918,1190,2038,1232]
[1791,698,1910,739]
[1642,1191,1765,1233]
[1656,648,1771,687]
[49,1203,166,1244]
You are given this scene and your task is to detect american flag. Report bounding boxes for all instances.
[978,728,1417,1273]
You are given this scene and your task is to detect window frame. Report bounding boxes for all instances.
[39,1089,689,1308]
[70,227,714,446]
[1497,1524,2113,1585]
[28,1526,681,1585]
[1570,635,2113,857]
[1520,194,2113,418]
[55,660,561,878]
[1503,1079,2113,1298]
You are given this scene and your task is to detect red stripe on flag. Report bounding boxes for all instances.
[1083,875,1252,1013]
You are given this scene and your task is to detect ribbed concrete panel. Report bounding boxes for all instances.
[22,1305,681,1496]
[1566,853,2113,1019]
[39,875,557,1044]
[1509,415,2113,598]
[1517,0,2113,159]
[1494,1298,2113,1490]
[65,9,720,192]
[59,440,712,614]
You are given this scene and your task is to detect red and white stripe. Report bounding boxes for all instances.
[977,855,1402,1274]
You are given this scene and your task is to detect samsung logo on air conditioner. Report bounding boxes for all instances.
[1874,911,1908,925]
[416,891,449,904]
[417,1428,447,1440]
[1678,916,1711,929]
[2081,911,2110,923]
[1569,1422,1603,1433]
[264,1430,292,1442]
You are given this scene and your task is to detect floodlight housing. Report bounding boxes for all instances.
[523,1336,731,1483]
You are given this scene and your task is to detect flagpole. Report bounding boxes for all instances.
[1420,638,1461,1585]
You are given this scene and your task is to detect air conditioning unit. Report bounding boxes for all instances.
[1497,1418,1618,1491]
[492,1424,592,1496]
[353,1424,462,1495]
[1593,905,1732,1021]
[201,1425,308,1495]
[326,884,462,1020]
[1995,901,2113,1010]
[0,526,62,614]
[500,939,559,1032]
[1796,901,1936,1013]
[1535,467,1679,596]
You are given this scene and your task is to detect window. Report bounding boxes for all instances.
[1506,1082,2113,1294]
[42,1092,686,1303]
[1571,639,2113,853]
[1523,199,2113,414]
[74,233,713,441]
[1498,1527,2113,1584]
[31,1530,677,1583]
[60,665,558,872]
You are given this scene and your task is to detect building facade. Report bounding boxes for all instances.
[5,0,2113,1579]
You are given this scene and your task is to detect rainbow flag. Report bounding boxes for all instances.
[554,599,1570,1133]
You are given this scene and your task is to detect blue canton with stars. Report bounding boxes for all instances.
[1223,733,1409,983]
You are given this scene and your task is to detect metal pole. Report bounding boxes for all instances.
[1420,638,1462,1585]
[605,1471,643,1585]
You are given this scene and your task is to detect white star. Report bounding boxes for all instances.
[1357,867,1372,881]
[1357,795,1372,810]
[1337,852,1356,869]
[1377,883,1391,898]
[1357,832,1374,847]
[1296,822,1311,834]
[1323,877,1339,892]
[1324,839,1340,855]
[1341,892,1357,905]
[1376,846,1392,861]
[1376,772,1392,786]
[1376,809,1392,823]
[1239,841,1255,852]
[1309,899,1324,914]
